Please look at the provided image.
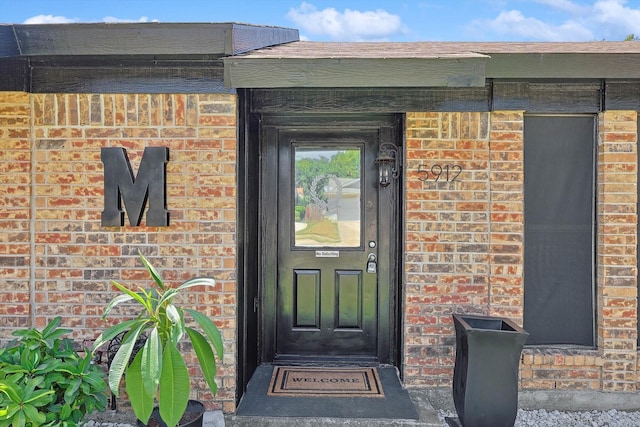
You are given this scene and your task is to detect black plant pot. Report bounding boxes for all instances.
[136,400,205,427]
[451,314,528,427]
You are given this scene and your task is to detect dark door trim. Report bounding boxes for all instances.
[236,103,404,403]
[259,114,402,365]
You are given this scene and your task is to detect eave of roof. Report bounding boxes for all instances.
[0,22,299,58]
[223,41,640,87]
[2,23,640,90]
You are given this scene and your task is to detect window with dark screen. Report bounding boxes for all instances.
[523,115,596,346]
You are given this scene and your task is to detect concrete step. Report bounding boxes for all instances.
[223,389,443,427]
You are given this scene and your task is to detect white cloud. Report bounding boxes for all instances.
[473,9,593,41]
[23,15,79,24]
[470,0,640,41]
[592,0,640,37]
[287,2,405,41]
[532,0,590,15]
[102,16,159,23]
[22,15,158,25]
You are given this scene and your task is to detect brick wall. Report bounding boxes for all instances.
[597,111,638,392]
[2,91,639,410]
[0,92,238,412]
[0,92,32,332]
[404,110,639,393]
[404,112,491,386]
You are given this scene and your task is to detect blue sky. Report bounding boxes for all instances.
[2,0,640,42]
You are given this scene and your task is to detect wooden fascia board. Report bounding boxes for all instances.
[6,23,298,57]
[0,26,20,56]
[486,53,640,79]
[224,56,489,88]
[229,24,299,55]
[12,23,229,56]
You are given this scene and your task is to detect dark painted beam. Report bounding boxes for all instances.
[606,81,640,110]
[487,53,640,80]
[30,65,231,94]
[6,23,298,57]
[493,81,602,113]
[0,58,28,91]
[250,87,492,113]
[225,57,489,88]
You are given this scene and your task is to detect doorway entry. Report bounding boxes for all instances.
[259,115,402,365]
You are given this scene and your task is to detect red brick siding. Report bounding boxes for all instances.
[404,110,639,393]
[2,92,237,412]
[597,111,638,392]
[0,92,32,332]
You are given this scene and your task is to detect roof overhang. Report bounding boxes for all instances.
[486,53,640,79]
[222,41,640,88]
[223,54,490,88]
[0,22,299,57]
[0,22,299,92]
[2,24,640,92]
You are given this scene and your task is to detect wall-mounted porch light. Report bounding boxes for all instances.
[374,142,400,187]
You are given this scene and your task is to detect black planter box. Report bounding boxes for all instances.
[136,400,205,427]
[451,314,528,427]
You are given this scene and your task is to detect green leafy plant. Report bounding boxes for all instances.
[0,317,108,427]
[92,252,223,427]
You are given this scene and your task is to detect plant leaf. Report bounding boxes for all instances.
[40,316,61,337]
[107,322,147,396]
[158,342,189,427]
[92,319,145,352]
[165,304,181,325]
[101,293,134,318]
[104,281,150,317]
[140,327,161,399]
[185,328,217,396]
[125,351,154,425]
[11,409,25,427]
[185,309,224,360]
[138,251,165,290]
[0,381,22,403]
[63,377,81,404]
[21,404,46,425]
[177,277,216,291]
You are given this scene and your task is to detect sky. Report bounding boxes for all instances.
[1,0,640,42]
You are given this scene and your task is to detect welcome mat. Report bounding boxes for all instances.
[267,366,384,397]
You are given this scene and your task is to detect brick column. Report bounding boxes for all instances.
[488,111,525,322]
[404,112,490,386]
[597,111,638,392]
[0,92,32,334]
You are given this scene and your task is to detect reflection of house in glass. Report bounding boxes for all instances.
[326,177,360,221]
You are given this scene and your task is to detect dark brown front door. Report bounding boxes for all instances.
[261,116,400,364]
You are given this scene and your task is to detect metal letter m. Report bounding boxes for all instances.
[101,147,169,226]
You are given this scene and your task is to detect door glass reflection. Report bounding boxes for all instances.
[294,147,361,247]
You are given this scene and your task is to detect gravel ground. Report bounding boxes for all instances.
[438,409,640,427]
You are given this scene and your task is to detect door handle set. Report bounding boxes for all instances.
[366,253,377,273]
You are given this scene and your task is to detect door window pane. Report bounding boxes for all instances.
[293,147,361,247]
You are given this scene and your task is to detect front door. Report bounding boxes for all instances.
[261,116,401,364]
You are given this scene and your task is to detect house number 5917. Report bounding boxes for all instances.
[417,164,463,182]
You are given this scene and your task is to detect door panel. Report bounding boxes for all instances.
[276,130,379,359]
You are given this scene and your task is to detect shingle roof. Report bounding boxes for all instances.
[235,40,640,58]
[224,40,640,87]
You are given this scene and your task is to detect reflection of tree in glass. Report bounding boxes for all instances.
[295,150,359,217]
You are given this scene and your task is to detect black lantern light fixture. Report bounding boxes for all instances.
[374,142,400,187]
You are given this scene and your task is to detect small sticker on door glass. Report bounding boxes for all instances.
[315,251,339,258]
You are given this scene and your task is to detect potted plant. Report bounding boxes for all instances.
[92,251,223,427]
[0,317,109,427]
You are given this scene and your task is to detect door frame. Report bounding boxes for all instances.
[236,107,404,398]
